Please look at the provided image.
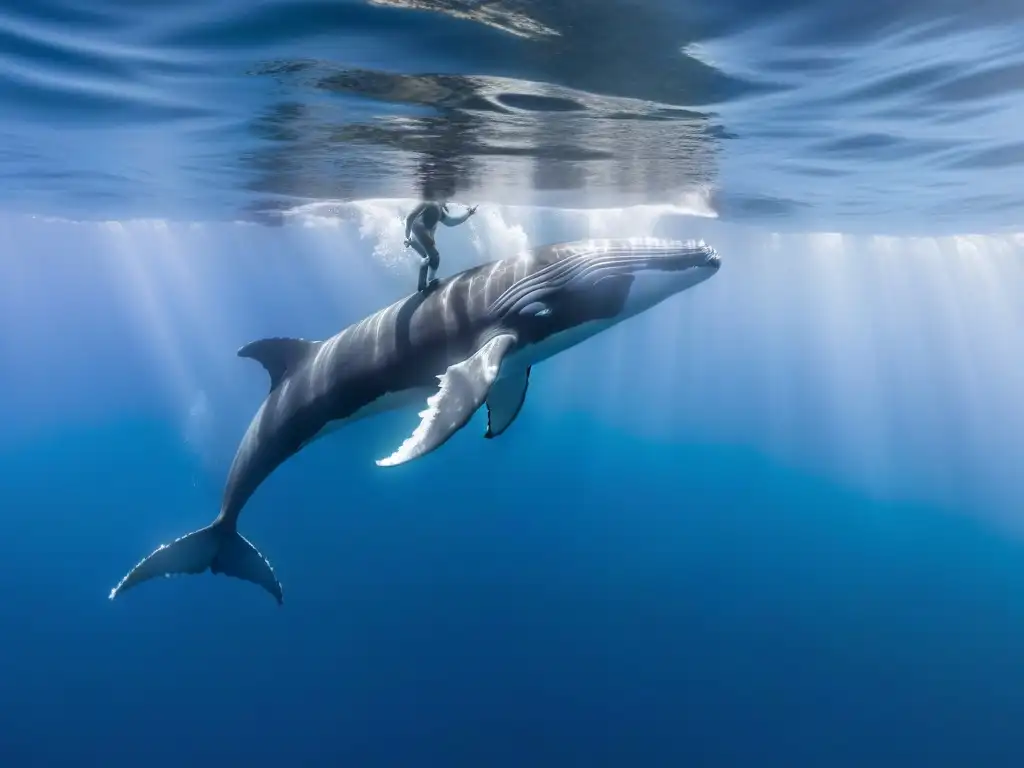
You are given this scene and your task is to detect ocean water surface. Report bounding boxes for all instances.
[2,0,1024,766]
[3,0,1024,228]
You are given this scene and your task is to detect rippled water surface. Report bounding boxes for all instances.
[2,0,1024,230]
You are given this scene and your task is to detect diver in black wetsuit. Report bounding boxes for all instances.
[404,200,478,292]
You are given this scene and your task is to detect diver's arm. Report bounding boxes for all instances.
[405,202,427,238]
[440,204,477,227]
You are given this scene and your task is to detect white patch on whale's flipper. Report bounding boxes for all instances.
[376,333,517,467]
[485,367,530,439]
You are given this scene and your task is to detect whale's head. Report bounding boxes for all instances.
[489,238,720,348]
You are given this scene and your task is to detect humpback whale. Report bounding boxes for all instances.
[110,237,721,604]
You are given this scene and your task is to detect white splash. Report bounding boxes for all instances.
[468,206,532,261]
[282,193,717,277]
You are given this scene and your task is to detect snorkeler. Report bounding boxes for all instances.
[404,199,478,292]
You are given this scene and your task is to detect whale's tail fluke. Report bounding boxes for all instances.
[108,518,283,604]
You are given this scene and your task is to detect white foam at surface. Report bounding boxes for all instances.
[277,192,718,275]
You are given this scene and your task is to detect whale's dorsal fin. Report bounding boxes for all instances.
[238,337,319,390]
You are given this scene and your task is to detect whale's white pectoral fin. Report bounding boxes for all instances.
[485,367,530,439]
[377,333,517,467]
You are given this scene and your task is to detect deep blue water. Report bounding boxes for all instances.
[2,217,1023,765]
[2,1,1024,766]
[7,416,1024,765]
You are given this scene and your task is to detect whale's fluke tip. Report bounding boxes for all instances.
[110,520,283,604]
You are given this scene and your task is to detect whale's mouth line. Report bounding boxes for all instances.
[591,242,718,269]
[632,245,719,272]
[491,238,720,316]
[570,242,714,258]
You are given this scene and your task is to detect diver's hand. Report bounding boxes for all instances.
[403,237,412,248]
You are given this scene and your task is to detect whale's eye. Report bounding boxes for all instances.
[519,301,552,317]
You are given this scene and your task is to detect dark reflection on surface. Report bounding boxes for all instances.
[367,0,562,41]
[243,56,725,217]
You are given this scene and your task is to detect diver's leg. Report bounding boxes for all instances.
[425,244,441,288]
[408,224,431,292]
[414,224,440,290]
[417,258,429,292]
